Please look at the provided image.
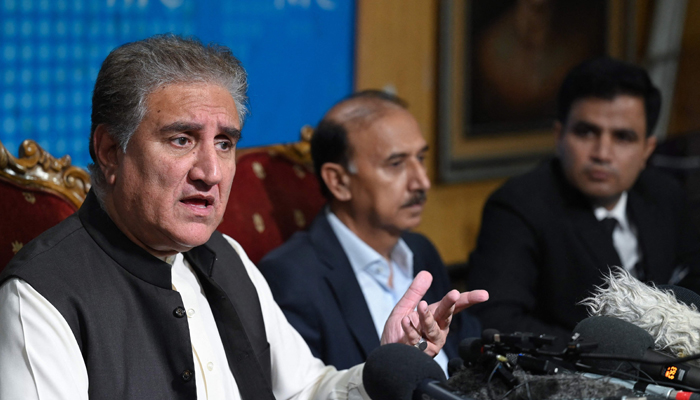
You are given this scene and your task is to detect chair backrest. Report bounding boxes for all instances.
[219,127,326,264]
[0,139,91,269]
[650,131,700,233]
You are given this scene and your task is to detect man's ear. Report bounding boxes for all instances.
[642,135,657,163]
[93,124,120,185]
[320,163,352,202]
[553,121,564,157]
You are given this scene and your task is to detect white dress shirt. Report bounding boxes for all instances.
[0,235,367,400]
[593,191,642,275]
[326,209,450,373]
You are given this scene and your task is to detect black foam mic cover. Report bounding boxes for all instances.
[481,328,499,344]
[458,337,484,365]
[573,315,654,373]
[363,343,446,400]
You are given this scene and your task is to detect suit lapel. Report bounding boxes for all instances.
[308,214,380,357]
[627,188,663,280]
[567,205,622,270]
[553,161,622,270]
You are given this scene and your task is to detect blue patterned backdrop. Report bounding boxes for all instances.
[1,0,355,167]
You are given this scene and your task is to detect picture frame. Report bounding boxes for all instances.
[437,0,633,182]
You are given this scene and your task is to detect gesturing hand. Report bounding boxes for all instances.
[380,271,489,357]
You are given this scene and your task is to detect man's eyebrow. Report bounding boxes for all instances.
[572,121,601,132]
[160,121,204,133]
[386,145,430,161]
[159,122,241,141]
[221,126,242,142]
[386,152,409,162]
[612,127,639,138]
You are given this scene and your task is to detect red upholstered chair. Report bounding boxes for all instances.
[219,127,326,264]
[0,139,91,270]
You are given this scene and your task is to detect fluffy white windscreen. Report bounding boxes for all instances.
[580,267,700,361]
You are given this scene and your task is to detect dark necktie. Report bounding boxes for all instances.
[601,216,631,273]
[601,217,618,240]
[602,217,645,280]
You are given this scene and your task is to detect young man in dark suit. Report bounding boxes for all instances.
[466,57,700,342]
[259,90,484,373]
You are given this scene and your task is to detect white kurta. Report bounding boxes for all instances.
[0,235,368,400]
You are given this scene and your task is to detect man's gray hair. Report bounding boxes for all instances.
[87,34,248,201]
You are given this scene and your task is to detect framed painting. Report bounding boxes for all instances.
[438,0,633,182]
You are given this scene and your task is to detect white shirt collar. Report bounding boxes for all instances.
[593,191,630,230]
[325,207,412,278]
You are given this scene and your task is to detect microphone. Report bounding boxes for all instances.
[574,316,700,390]
[451,328,654,399]
[573,315,654,374]
[447,358,465,378]
[582,373,700,400]
[639,348,700,390]
[457,336,523,389]
[451,337,639,400]
[458,337,486,365]
[459,333,559,376]
[482,328,557,349]
[658,284,700,309]
[363,343,470,400]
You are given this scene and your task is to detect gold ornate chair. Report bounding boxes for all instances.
[0,139,90,270]
[219,126,327,264]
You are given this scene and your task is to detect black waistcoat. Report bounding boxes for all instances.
[1,191,274,400]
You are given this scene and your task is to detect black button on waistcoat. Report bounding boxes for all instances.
[181,369,193,382]
[173,307,186,318]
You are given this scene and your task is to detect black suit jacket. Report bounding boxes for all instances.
[466,158,700,341]
[259,212,481,370]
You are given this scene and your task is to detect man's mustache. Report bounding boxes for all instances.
[583,162,618,177]
[402,190,427,207]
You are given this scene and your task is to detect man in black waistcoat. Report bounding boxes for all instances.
[0,35,488,400]
[466,57,700,342]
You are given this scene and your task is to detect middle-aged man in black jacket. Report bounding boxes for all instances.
[467,57,700,342]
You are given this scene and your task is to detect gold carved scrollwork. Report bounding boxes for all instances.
[252,162,266,179]
[238,125,315,172]
[252,213,265,233]
[0,139,91,209]
[11,241,23,254]
[293,209,306,228]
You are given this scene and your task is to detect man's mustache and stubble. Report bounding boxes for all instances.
[402,190,427,208]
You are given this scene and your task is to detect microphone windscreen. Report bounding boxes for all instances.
[363,343,446,400]
[449,368,636,400]
[658,284,700,310]
[447,358,464,377]
[459,337,483,364]
[573,316,654,373]
[482,328,499,344]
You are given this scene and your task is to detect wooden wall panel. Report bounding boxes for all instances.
[354,0,700,263]
[667,0,700,136]
[355,0,504,264]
